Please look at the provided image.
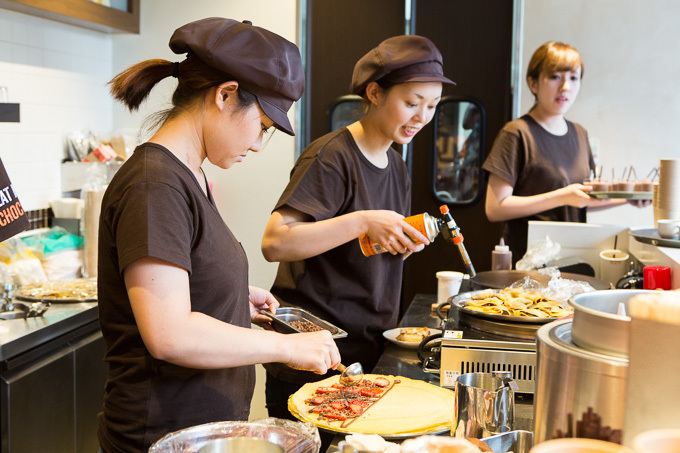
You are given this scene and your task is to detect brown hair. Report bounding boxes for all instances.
[108,55,256,130]
[526,41,584,86]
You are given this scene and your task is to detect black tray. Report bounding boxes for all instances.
[630,228,680,249]
[260,307,348,338]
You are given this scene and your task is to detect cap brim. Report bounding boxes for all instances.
[389,74,456,86]
[257,96,295,136]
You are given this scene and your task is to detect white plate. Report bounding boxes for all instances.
[383,328,442,349]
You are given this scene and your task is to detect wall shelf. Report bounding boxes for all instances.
[0,0,139,34]
[0,103,20,123]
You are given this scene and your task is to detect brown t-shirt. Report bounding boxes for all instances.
[97,143,254,453]
[482,115,595,261]
[265,128,411,383]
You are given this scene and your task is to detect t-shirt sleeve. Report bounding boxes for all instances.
[275,155,350,221]
[114,182,194,275]
[482,127,524,188]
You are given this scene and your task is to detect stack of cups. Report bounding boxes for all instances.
[655,158,680,228]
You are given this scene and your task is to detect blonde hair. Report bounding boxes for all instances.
[526,41,583,86]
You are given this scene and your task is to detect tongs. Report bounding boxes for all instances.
[26,301,50,317]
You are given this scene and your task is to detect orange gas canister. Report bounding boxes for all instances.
[358,212,441,256]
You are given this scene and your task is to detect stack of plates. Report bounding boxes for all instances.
[655,158,680,226]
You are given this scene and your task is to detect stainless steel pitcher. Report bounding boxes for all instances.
[453,372,518,438]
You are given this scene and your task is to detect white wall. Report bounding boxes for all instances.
[521,0,676,229]
[0,9,113,210]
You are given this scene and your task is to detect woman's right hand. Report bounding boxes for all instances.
[558,183,612,208]
[361,210,430,255]
[282,330,341,374]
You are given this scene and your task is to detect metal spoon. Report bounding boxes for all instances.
[337,362,364,387]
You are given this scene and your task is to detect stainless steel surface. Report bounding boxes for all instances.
[337,362,363,387]
[471,270,611,291]
[630,228,680,249]
[569,290,655,357]
[261,307,348,338]
[197,437,284,453]
[534,320,628,445]
[452,289,560,325]
[482,430,534,453]
[0,301,98,360]
[453,373,515,438]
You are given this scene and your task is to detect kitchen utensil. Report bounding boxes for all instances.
[453,372,517,438]
[337,362,363,387]
[148,419,320,453]
[568,289,655,357]
[534,320,628,445]
[630,227,680,248]
[197,437,283,453]
[260,307,348,338]
[482,430,534,453]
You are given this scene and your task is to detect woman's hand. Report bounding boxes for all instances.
[362,210,430,255]
[249,286,279,326]
[282,330,341,374]
[557,183,612,208]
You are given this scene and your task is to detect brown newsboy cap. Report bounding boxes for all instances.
[170,17,304,136]
[350,35,455,96]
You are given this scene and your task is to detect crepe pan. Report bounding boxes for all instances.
[470,270,611,291]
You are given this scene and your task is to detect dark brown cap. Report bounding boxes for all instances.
[169,17,304,136]
[350,35,455,96]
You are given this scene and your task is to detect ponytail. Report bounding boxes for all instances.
[109,59,175,111]
[109,55,257,132]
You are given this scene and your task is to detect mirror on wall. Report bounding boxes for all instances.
[328,95,365,132]
[432,97,486,205]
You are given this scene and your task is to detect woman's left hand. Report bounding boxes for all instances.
[249,286,279,327]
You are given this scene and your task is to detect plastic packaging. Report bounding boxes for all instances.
[148,418,321,453]
[515,235,561,271]
[491,238,512,271]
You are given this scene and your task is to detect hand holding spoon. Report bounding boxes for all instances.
[337,362,364,387]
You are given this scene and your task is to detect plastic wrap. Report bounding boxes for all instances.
[148,418,321,453]
[508,267,595,306]
[515,235,561,271]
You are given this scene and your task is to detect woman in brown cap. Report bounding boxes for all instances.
[260,35,455,432]
[97,18,339,453]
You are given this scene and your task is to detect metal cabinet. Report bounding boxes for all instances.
[0,324,106,453]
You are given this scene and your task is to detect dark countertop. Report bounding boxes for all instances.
[0,301,99,361]
[326,294,534,452]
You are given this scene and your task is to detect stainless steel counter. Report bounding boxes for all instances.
[0,301,98,361]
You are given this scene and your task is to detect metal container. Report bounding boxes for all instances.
[197,437,283,453]
[482,430,534,453]
[569,289,655,357]
[261,307,348,338]
[534,320,628,445]
[453,372,516,438]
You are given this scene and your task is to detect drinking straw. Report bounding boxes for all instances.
[630,167,638,181]
[620,166,628,180]
[644,167,655,181]
[598,165,603,181]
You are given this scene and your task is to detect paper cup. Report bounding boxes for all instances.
[599,250,630,287]
[436,271,463,303]
[633,429,680,453]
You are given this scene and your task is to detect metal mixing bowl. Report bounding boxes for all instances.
[568,289,655,357]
